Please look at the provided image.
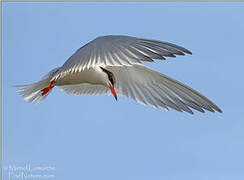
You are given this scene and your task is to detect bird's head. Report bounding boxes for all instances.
[100,67,117,101]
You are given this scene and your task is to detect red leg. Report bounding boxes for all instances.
[41,80,55,96]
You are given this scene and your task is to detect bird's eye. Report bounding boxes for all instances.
[100,67,115,86]
[109,75,115,86]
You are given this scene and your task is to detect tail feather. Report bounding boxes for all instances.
[16,68,59,103]
[16,80,52,103]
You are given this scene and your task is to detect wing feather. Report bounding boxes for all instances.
[138,38,192,55]
[151,84,192,113]
[105,64,222,114]
[53,35,192,79]
[59,83,109,96]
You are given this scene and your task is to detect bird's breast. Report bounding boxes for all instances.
[55,67,107,86]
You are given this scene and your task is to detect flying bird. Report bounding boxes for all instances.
[16,35,222,114]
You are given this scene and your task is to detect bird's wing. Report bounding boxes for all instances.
[106,64,222,114]
[59,83,109,95]
[53,35,192,80]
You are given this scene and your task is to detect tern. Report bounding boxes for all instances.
[17,35,222,114]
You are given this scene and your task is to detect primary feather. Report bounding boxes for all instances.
[52,35,192,80]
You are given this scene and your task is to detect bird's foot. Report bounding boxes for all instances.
[41,80,55,96]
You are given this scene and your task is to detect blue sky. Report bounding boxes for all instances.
[2,2,244,180]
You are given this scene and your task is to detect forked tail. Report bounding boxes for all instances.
[16,68,59,103]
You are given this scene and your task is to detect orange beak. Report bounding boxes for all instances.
[109,84,118,101]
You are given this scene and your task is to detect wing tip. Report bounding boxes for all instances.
[215,107,223,113]
[185,50,192,55]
